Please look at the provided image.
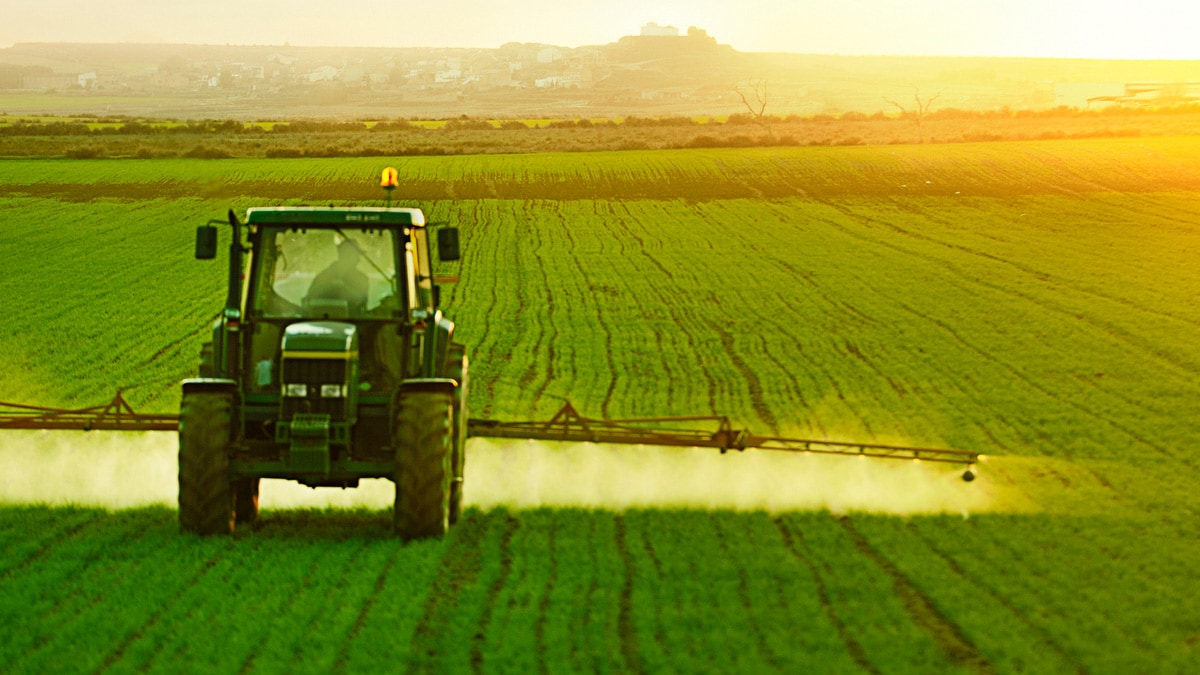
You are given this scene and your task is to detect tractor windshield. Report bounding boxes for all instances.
[253,227,399,319]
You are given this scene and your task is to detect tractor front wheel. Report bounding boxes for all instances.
[393,391,454,541]
[178,391,234,535]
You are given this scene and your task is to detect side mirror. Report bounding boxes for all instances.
[437,227,460,262]
[195,225,218,259]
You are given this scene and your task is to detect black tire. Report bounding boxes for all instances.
[393,391,454,541]
[178,391,234,535]
[198,342,214,377]
[234,477,260,527]
[446,345,469,525]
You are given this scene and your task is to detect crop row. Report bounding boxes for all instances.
[854,510,1200,672]
[2,150,1199,466]
[3,141,1200,671]
[4,138,1200,201]
[2,506,1197,672]
[0,197,222,409]
[432,195,1200,469]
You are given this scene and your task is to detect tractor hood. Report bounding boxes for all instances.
[281,322,358,353]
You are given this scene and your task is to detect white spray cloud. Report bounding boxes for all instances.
[0,432,1003,516]
[466,439,999,515]
[0,430,395,509]
[0,430,178,508]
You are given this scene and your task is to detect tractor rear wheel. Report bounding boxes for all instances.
[234,477,260,527]
[447,345,469,525]
[393,391,453,541]
[178,391,234,535]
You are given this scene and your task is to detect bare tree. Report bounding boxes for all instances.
[884,88,941,144]
[735,79,774,140]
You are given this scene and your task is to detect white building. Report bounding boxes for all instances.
[307,66,339,83]
[640,22,679,36]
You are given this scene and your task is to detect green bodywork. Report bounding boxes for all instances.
[188,206,459,488]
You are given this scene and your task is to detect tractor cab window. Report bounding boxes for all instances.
[253,227,400,319]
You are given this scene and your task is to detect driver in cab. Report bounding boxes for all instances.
[305,239,369,316]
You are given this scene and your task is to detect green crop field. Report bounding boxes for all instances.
[1,138,1200,672]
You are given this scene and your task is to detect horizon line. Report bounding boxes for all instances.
[3,39,1199,63]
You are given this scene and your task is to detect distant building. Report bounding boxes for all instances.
[640,22,679,37]
[614,24,724,58]
[307,65,339,83]
[537,47,564,64]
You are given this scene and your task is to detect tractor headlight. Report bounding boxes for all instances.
[320,384,345,398]
[285,383,308,398]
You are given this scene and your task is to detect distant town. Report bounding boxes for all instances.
[0,24,742,118]
[1,23,1198,119]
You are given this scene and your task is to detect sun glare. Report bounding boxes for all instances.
[0,1,1196,58]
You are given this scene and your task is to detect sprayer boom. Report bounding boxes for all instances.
[0,391,178,432]
[468,402,980,468]
[2,394,980,477]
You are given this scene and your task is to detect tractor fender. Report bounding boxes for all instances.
[397,378,458,397]
[182,378,240,397]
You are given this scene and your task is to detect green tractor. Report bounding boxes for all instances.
[0,197,983,529]
[180,206,467,540]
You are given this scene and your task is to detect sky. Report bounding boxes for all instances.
[1,0,1197,60]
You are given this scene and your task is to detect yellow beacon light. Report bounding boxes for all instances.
[380,166,399,207]
[381,166,399,189]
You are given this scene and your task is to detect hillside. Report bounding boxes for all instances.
[3,38,1200,119]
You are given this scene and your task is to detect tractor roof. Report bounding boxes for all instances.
[244,206,426,227]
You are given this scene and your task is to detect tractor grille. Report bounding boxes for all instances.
[281,357,348,422]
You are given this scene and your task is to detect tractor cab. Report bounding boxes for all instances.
[240,206,439,316]
[240,209,434,399]
[195,206,459,394]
